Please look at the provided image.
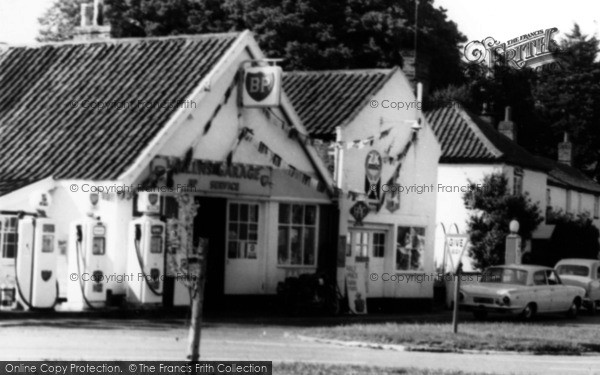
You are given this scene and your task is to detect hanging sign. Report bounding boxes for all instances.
[350,201,370,226]
[364,150,382,200]
[241,65,282,107]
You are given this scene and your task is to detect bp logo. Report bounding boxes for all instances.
[241,65,282,107]
[245,71,275,102]
[41,270,52,282]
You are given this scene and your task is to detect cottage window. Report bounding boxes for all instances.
[513,168,523,195]
[227,203,259,259]
[566,190,572,212]
[594,196,599,219]
[0,216,18,259]
[277,204,318,266]
[577,192,583,213]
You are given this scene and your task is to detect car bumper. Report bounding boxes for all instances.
[460,303,523,314]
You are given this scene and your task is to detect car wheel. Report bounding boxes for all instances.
[520,303,536,321]
[566,299,580,319]
[473,310,488,320]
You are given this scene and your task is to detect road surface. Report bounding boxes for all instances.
[0,318,599,374]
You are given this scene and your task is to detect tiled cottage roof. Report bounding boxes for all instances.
[282,69,395,138]
[534,156,600,194]
[426,105,549,172]
[0,33,238,196]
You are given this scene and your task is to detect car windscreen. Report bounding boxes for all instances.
[556,264,589,277]
[481,267,528,285]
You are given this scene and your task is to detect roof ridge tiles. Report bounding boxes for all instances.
[4,32,241,49]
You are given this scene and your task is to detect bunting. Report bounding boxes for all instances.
[377,129,420,211]
[236,127,328,193]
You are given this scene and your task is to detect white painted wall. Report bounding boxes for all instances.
[338,69,441,299]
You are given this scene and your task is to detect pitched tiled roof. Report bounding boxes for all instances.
[533,156,600,194]
[282,69,395,138]
[426,105,549,172]
[0,33,238,195]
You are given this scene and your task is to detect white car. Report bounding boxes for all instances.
[555,258,600,313]
[460,265,586,320]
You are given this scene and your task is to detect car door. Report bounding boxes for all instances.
[532,270,551,312]
[547,270,568,311]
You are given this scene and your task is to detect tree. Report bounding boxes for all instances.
[531,210,600,267]
[463,173,543,270]
[166,193,207,361]
[533,24,600,180]
[37,0,466,91]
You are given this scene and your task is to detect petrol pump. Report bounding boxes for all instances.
[14,215,59,309]
[126,192,165,304]
[67,216,109,309]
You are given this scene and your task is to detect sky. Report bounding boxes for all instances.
[0,0,598,45]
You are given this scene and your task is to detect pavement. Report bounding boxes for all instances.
[1,312,600,374]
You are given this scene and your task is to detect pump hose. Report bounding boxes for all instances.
[75,239,101,310]
[134,239,163,296]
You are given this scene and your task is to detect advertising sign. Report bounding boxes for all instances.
[241,65,282,107]
[345,263,367,314]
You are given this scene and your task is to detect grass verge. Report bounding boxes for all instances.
[305,322,600,355]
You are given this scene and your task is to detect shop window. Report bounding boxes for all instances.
[594,196,599,219]
[513,168,523,195]
[227,203,259,259]
[373,232,386,258]
[0,216,18,259]
[278,204,318,266]
[396,226,425,271]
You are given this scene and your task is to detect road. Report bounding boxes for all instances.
[0,317,599,374]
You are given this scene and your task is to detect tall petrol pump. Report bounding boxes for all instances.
[14,215,59,309]
[127,192,165,304]
[67,216,109,309]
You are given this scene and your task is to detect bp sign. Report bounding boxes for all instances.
[241,65,282,107]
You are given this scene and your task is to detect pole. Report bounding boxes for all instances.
[452,262,462,334]
[414,0,419,63]
[187,239,208,361]
[335,126,344,188]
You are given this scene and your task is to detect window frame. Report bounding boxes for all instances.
[0,216,18,260]
[226,201,260,260]
[513,168,524,196]
[277,203,319,267]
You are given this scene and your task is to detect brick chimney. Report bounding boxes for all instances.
[479,102,495,126]
[400,49,431,97]
[498,106,516,141]
[74,0,111,41]
[558,132,573,166]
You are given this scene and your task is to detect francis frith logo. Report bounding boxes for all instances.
[464,27,562,71]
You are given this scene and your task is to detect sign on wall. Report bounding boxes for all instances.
[174,160,273,197]
[241,65,282,107]
[364,150,382,201]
